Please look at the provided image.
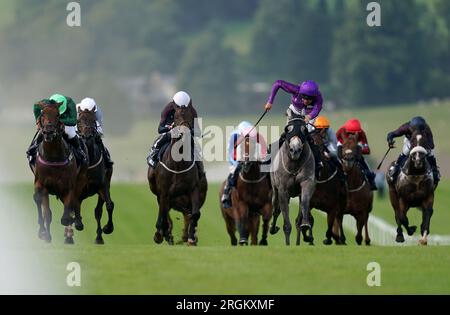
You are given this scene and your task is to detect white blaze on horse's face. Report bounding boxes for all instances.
[342,149,355,169]
[289,136,303,160]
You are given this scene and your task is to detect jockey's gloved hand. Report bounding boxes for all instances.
[387,133,395,148]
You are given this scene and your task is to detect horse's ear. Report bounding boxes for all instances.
[285,125,294,134]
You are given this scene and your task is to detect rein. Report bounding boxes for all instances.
[159,159,196,174]
[239,172,267,184]
[88,154,103,170]
[315,169,337,184]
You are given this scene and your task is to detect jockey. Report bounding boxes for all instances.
[313,116,346,183]
[76,97,114,169]
[146,91,204,176]
[26,94,87,166]
[387,116,440,185]
[264,80,324,175]
[221,121,267,209]
[336,118,377,190]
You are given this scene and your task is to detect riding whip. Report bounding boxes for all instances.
[376,147,392,170]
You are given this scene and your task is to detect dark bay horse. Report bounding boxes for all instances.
[220,136,272,246]
[148,104,207,245]
[338,135,373,245]
[32,100,87,244]
[310,129,346,245]
[77,108,115,244]
[386,130,436,245]
[269,116,316,245]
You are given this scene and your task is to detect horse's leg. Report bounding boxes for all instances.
[337,214,347,244]
[279,191,291,246]
[182,212,190,243]
[355,214,364,245]
[154,194,169,244]
[224,211,238,246]
[398,199,416,236]
[259,203,272,246]
[324,207,338,245]
[61,194,75,245]
[364,212,371,246]
[33,185,47,241]
[237,201,249,246]
[166,213,174,245]
[419,196,434,246]
[98,186,114,235]
[188,188,201,246]
[94,194,105,244]
[270,188,281,235]
[299,180,315,242]
[295,212,302,246]
[249,212,259,246]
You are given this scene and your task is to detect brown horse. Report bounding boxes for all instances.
[310,129,346,245]
[219,136,272,246]
[386,130,436,245]
[338,135,373,245]
[77,108,115,244]
[32,100,87,244]
[148,103,207,245]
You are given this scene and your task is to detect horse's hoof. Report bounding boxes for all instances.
[308,241,314,246]
[396,234,405,243]
[239,239,248,246]
[300,223,311,233]
[418,239,428,246]
[365,239,371,246]
[61,217,72,226]
[407,226,417,236]
[270,226,280,235]
[167,237,174,245]
[187,238,197,246]
[102,224,114,234]
[64,237,74,245]
[153,232,163,244]
[75,222,84,231]
[304,235,314,243]
[95,238,104,245]
[323,239,332,245]
[258,239,268,246]
[38,230,47,240]
[231,239,238,246]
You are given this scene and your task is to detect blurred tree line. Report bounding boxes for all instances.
[0,0,449,130]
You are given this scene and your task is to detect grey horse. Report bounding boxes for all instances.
[269,113,316,245]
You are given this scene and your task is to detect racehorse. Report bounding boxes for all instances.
[269,115,316,245]
[77,108,115,244]
[219,135,272,246]
[31,100,87,244]
[337,135,373,245]
[386,130,436,245]
[147,103,207,245]
[310,129,346,245]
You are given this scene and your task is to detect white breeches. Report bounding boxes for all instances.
[65,126,77,139]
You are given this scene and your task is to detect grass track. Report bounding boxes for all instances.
[3,181,450,294]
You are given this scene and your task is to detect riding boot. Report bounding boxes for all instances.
[68,136,87,166]
[359,157,377,190]
[330,155,346,183]
[389,154,407,183]
[26,132,43,165]
[221,163,241,209]
[96,135,114,169]
[427,155,440,186]
[306,134,323,177]
[267,133,286,156]
[147,133,170,168]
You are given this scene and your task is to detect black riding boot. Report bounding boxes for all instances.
[359,157,377,190]
[68,136,87,166]
[427,155,440,186]
[96,135,114,169]
[389,154,407,183]
[26,132,43,165]
[147,133,170,168]
[330,154,346,183]
[221,163,241,209]
[306,134,323,177]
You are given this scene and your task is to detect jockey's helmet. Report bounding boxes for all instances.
[78,97,97,112]
[410,116,426,128]
[299,80,320,98]
[344,118,362,133]
[173,91,191,107]
[314,116,330,129]
[49,94,67,115]
[237,121,253,135]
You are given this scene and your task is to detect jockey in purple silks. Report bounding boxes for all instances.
[264,80,324,175]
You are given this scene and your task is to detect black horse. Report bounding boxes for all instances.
[77,108,115,244]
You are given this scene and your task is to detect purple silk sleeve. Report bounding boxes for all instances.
[268,80,300,104]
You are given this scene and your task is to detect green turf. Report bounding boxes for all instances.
[3,181,450,294]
